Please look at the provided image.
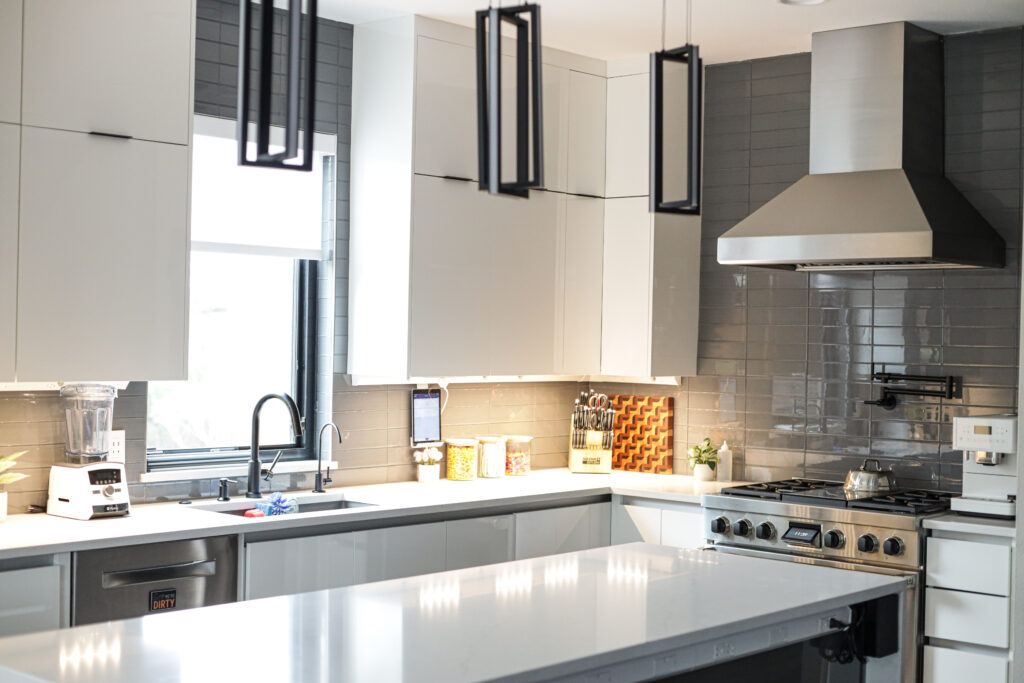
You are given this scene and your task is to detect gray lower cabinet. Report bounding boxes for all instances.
[444,515,515,570]
[246,522,447,601]
[610,500,705,548]
[514,503,610,560]
[0,564,63,637]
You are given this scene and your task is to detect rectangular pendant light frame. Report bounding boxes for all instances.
[650,44,702,214]
[237,0,318,171]
[476,4,544,197]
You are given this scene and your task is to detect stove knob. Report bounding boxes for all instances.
[883,537,905,556]
[823,530,845,549]
[755,522,776,540]
[710,517,730,534]
[857,534,878,553]
[732,519,751,537]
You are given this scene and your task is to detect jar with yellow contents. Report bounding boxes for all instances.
[445,438,479,481]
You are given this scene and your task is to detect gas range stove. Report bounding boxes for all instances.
[703,479,953,571]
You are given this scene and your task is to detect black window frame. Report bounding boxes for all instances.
[146,259,318,471]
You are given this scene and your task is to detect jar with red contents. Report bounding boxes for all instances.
[504,435,532,475]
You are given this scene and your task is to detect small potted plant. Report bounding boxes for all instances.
[688,439,719,482]
[0,451,28,523]
[414,447,442,483]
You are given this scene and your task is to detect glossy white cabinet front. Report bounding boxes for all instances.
[0,0,21,124]
[17,127,189,381]
[246,522,448,600]
[611,501,705,549]
[514,503,610,560]
[21,0,193,145]
[0,124,17,381]
[414,37,478,182]
[605,72,649,198]
[601,197,652,377]
[0,565,61,638]
[444,515,515,570]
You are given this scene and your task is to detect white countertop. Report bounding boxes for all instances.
[923,511,1016,538]
[0,469,742,560]
[0,543,905,683]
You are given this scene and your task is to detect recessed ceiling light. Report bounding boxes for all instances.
[779,0,828,5]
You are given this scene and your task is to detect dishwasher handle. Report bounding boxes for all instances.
[101,559,217,589]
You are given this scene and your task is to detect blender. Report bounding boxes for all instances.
[47,384,131,520]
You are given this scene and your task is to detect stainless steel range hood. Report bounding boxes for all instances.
[717,22,1005,271]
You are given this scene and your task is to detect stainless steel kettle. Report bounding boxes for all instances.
[844,458,897,492]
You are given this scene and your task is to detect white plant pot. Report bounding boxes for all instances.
[0,491,7,523]
[693,464,715,482]
[417,463,440,483]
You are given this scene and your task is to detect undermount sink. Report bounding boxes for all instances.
[194,495,376,517]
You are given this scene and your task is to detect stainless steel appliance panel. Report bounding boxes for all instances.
[73,536,237,625]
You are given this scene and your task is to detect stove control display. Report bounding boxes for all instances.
[709,517,730,534]
[857,534,879,553]
[782,523,821,546]
[822,529,845,549]
[755,522,776,540]
[732,519,751,537]
[882,537,905,556]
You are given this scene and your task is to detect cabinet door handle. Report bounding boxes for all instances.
[441,175,473,183]
[88,131,134,140]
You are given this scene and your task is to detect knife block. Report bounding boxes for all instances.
[568,421,612,474]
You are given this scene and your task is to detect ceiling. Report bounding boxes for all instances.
[318,0,1024,63]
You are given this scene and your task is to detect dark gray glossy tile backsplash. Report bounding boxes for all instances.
[688,27,1024,491]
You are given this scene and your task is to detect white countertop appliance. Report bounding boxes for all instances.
[703,479,953,682]
[951,414,1017,519]
[47,383,130,520]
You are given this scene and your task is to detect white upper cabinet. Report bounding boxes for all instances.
[559,195,604,375]
[0,0,21,124]
[414,37,478,181]
[605,72,649,198]
[602,197,699,378]
[567,70,607,197]
[17,127,189,381]
[541,64,569,193]
[21,0,193,145]
[0,124,17,381]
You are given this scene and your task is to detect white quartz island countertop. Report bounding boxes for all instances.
[0,469,743,560]
[0,543,906,683]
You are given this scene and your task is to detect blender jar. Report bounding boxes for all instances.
[61,384,118,464]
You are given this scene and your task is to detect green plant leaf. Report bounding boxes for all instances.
[0,451,26,464]
[0,472,28,486]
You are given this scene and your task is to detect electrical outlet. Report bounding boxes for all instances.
[108,430,126,464]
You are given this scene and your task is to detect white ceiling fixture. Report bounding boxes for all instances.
[778,0,828,6]
[319,0,1024,63]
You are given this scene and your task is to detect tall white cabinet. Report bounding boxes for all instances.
[0,0,21,125]
[0,0,194,381]
[350,16,608,380]
[0,124,17,381]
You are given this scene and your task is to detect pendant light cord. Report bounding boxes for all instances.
[660,0,667,51]
[686,0,692,45]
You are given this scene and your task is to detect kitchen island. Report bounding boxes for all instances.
[0,543,906,682]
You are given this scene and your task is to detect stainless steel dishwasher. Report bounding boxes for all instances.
[73,536,238,625]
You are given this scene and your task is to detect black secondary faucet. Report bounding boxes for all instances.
[246,393,304,499]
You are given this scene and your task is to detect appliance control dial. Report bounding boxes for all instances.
[102,485,116,498]
[710,517,730,534]
[857,534,878,553]
[732,519,751,537]
[755,522,776,540]
[883,537,905,556]
[822,530,845,549]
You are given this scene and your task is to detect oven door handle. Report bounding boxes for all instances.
[706,544,919,582]
[102,559,217,588]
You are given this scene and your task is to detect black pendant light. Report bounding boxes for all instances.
[650,0,701,214]
[237,0,318,171]
[476,3,544,197]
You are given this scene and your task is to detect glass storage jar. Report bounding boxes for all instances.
[445,438,479,481]
[478,436,507,478]
[504,435,533,476]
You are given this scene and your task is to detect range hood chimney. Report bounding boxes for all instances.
[717,22,1005,271]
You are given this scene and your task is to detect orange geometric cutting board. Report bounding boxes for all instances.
[610,395,673,473]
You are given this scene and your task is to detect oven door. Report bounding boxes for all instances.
[709,544,920,683]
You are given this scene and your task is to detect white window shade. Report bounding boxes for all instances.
[190,116,334,258]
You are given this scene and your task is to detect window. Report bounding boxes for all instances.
[147,116,335,469]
